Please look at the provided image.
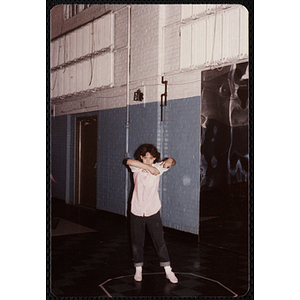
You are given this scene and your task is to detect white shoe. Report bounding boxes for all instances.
[166,271,178,283]
[134,268,142,282]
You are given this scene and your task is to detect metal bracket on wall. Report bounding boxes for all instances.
[161,76,168,122]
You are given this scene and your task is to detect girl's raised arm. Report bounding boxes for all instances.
[126,159,160,175]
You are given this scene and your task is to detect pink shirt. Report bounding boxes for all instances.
[129,162,169,217]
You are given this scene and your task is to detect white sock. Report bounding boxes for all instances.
[134,266,143,282]
[164,266,172,274]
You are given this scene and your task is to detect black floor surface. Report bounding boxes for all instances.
[49,185,251,298]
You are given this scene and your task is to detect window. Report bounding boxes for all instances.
[51,13,114,98]
[180,5,248,69]
[63,5,91,20]
[181,4,225,20]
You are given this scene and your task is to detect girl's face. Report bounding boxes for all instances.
[140,152,156,166]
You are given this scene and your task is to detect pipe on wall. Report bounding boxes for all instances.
[125,5,131,216]
[160,76,168,122]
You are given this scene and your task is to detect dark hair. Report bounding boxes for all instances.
[134,144,161,163]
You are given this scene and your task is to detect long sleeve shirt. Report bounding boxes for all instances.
[129,162,169,217]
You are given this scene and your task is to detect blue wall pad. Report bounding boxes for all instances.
[161,96,201,234]
[97,108,127,215]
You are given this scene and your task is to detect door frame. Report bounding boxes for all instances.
[75,115,98,206]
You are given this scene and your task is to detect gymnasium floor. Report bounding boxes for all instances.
[49,186,251,298]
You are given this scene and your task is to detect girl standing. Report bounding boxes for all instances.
[126,144,178,283]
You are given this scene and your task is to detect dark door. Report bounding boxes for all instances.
[76,116,97,207]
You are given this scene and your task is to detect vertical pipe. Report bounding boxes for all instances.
[125,5,131,216]
[126,6,131,155]
[160,94,164,122]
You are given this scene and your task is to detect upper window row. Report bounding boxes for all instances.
[181,4,231,20]
[63,5,91,20]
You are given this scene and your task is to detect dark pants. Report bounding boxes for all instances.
[130,211,170,267]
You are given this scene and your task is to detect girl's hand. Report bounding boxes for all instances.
[163,158,174,169]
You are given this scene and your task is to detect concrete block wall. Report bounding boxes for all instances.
[163,5,203,100]
[164,4,181,26]
[163,5,181,74]
[158,5,202,233]
[55,95,201,236]
[163,24,180,74]
[161,96,201,234]
[51,108,127,211]
[126,97,201,234]
[114,7,128,49]
[114,7,128,87]
[131,5,160,88]
[97,108,126,215]
[128,102,159,157]
[50,5,206,235]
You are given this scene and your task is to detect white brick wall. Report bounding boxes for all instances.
[114,49,127,87]
[51,4,249,235]
[163,24,180,73]
[51,4,203,116]
[52,5,163,116]
[165,4,181,26]
[52,4,248,116]
[114,8,128,49]
[163,5,203,101]
[114,8,128,87]
[130,5,160,83]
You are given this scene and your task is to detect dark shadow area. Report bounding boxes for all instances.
[200,184,249,256]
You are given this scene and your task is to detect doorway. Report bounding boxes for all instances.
[76,115,97,208]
